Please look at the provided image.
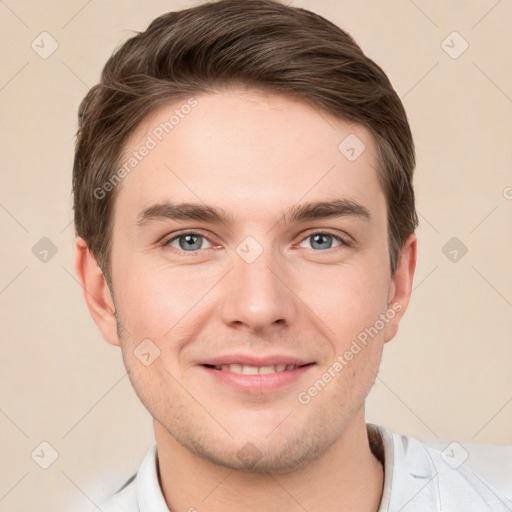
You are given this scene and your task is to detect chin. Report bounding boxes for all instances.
[169,413,336,474]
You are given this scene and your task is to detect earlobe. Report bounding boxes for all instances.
[74,237,121,347]
[384,233,417,343]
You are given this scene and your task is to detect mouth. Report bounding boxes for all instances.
[199,356,316,393]
[203,363,313,374]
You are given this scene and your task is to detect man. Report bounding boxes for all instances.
[73,1,511,510]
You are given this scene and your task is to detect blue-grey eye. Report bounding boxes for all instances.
[168,233,212,251]
[299,233,342,251]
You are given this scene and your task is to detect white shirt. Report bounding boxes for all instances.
[95,424,512,511]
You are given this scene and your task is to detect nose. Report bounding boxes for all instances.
[219,243,299,334]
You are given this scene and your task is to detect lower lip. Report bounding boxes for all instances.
[199,364,315,393]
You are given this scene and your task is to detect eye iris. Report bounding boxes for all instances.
[311,233,332,250]
[179,234,202,251]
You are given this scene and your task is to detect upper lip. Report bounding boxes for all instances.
[200,354,314,367]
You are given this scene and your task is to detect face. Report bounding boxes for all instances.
[88,89,414,472]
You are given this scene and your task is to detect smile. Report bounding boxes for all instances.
[200,358,316,393]
[204,363,304,374]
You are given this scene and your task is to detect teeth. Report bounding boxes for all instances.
[214,364,298,374]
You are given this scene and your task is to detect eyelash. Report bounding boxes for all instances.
[159,229,352,255]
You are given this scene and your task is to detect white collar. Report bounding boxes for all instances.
[102,423,511,511]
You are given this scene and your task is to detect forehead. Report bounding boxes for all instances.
[113,89,384,224]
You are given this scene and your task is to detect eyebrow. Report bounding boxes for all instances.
[136,199,371,228]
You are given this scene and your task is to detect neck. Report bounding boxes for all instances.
[154,412,384,512]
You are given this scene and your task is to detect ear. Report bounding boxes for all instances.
[384,233,417,343]
[74,237,120,347]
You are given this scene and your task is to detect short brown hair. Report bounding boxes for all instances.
[73,0,418,286]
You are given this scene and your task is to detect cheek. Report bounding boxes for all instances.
[295,263,389,336]
[113,258,216,337]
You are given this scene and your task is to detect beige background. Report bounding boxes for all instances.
[0,0,511,510]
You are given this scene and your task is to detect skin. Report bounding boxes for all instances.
[75,89,416,511]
